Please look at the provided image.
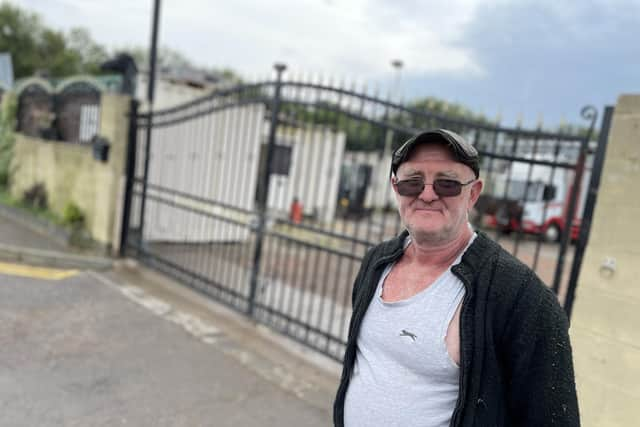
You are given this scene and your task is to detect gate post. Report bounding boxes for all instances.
[119,98,139,256]
[248,63,287,316]
[563,105,614,318]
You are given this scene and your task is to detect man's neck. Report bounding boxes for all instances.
[407,227,473,268]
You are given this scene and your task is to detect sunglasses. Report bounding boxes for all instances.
[394,177,475,198]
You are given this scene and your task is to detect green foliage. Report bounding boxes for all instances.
[0,93,16,188]
[2,4,240,82]
[118,45,243,83]
[408,97,493,128]
[555,122,599,140]
[65,27,109,75]
[218,68,243,84]
[277,95,496,152]
[62,201,85,227]
[122,45,191,71]
[0,3,108,78]
[0,186,58,224]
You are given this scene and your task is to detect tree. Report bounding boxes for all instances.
[0,91,17,188]
[119,45,243,84]
[0,4,107,78]
[66,27,109,75]
[122,45,191,72]
[276,94,497,152]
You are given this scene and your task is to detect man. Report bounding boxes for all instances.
[333,129,579,427]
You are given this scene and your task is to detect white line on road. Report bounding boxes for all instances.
[86,270,322,401]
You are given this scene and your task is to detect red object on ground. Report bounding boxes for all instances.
[290,199,303,224]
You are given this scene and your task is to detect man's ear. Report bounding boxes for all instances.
[468,179,483,208]
[390,175,398,193]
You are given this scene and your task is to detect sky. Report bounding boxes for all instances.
[11,0,640,127]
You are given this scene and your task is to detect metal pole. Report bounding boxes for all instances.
[248,63,286,317]
[147,0,161,105]
[380,60,404,209]
[390,59,403,103]
[564,106,614,319]
[119,99,139,257]
[138,0,161,250]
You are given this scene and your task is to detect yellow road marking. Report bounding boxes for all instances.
[0,261,79,280]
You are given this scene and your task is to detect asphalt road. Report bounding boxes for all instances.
[0,265,333,426]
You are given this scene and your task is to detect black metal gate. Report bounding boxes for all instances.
[121,65,611,361]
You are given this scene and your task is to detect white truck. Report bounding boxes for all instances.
[485,152,591,242]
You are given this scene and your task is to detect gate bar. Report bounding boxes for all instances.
[119,99,139,256]
[552,106,598,295]
[248,63,287,316]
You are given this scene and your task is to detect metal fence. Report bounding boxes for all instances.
[16,80,101,143]
[122,65,609,362]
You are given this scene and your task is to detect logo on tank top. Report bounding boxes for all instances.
[399,329,417,341]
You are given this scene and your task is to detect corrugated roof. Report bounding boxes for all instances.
[0,53,14,90]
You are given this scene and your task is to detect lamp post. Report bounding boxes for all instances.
[147,0,161,107]
[390,59,404,102]
[383,59,405,158]
[379,59,404,211]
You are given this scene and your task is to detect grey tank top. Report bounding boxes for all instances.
[343,234,475,427]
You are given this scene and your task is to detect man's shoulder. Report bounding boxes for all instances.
[468,232,540,281]
[469,232,558,312]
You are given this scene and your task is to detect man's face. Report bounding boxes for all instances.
[392,143,483,245]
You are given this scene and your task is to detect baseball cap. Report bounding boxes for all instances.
[391,129,480,178]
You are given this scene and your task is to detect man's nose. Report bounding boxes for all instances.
[418,182,439,202]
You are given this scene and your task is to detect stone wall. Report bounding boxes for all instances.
[10,94,131,251]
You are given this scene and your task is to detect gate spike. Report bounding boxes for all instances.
[302,70,310,86]
[349,78,357,93]
[337,75,347,110]
[318,71,327,87]
[327,74,335,90]
[292,69,304,102]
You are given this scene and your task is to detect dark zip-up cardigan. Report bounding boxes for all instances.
[334,231,579,427]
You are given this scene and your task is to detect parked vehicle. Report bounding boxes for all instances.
[485,155,591,242]
[336,163,372,218]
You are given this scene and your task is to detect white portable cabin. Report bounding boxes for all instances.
[142,106,346,242]
[342,150,395,210]
[265,125,346,224]
[143,104,264,243]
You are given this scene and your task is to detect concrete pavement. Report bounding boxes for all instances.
[0,204,69,252]
[0,206,339,426]
[0,205,113,270]
[0,265,335,426]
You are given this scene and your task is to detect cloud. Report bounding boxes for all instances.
[10,0,485,79]
[156,0,487,79]
[10,0,640,125]
[402,0,640,125]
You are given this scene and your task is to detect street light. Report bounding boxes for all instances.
[390,59,404,102]
[383,59,405,157]
[379,59,405,211]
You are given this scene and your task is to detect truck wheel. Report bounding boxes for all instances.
[544,223,561,242]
